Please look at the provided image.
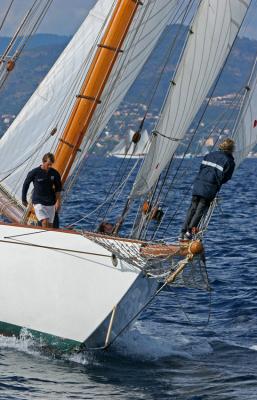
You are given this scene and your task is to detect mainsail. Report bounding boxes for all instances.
[130,0,251,198]
[0,0,180,216]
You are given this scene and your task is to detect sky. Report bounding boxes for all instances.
[0,0,96,36]
[0,0,257,39]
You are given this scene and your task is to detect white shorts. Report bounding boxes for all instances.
[34,204,55,223]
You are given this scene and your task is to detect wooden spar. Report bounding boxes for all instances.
[140,240,204,258]
[140,243,188,258]
[54,0,142,183]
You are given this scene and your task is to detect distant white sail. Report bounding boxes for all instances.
[111,129,134,157]
[110,129,150,158]
[131,0,251,198]
[232,59,257,166]
[0,0,179,205]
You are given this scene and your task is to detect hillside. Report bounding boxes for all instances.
[0,27,256,153]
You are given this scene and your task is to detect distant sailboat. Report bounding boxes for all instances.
[0,0,255,353]
[110,129,150,158]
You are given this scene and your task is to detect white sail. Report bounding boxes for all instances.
[77,0,179,158]
[131,0,251,198]
[0,0,115,200]
[232,59,257,165]
[111,129,134,157]
[0,0,179,205]
[110,129,150,158]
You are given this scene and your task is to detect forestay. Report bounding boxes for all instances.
[130,0,251,198]
[0,0,179,205]
[232,59,257,166]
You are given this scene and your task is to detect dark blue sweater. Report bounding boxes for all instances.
[22,166,62,206]
[193,150,235,200]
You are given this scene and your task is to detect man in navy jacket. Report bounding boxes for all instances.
[181,138,235,239]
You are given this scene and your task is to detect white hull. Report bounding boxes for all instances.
[0,223,156,350]
[85,270,158,349]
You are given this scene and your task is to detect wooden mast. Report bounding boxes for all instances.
[54,0,142,183]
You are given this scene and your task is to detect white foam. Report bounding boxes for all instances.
[0,321,214,364]
[0,331,98,368]
[0,328,40,356]
[65,351,98,366]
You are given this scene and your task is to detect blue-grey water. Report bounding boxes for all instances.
[1,157,257,399]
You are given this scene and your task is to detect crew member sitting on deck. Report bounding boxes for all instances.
[22,152,62,228]
[180,138,235,240]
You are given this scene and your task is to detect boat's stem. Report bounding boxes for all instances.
[104,306,117,347]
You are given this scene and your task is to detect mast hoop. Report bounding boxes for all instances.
[97,43,124,53]
[131,0,144,5]
[76,94,102,104]
[58,138,81,152]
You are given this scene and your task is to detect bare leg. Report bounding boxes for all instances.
[41,218,52,228]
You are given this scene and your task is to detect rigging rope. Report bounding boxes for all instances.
[83,247,210,351]
[0,1,118,203]
[153,86,246,240]
[0,0,14,33]
[64,158,141,229]
[95,0,197,231]
[139,79,249,240]
[60,0,145,202]
[128,0,253,242]
[67,0,158,222]
[0,0,53,91]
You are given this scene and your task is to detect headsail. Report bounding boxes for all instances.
[0,0,179,217]
[130,0,251,198]
[232,58,257,165]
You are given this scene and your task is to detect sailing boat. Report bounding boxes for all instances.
[110,129,150,158]
[0,0,255,352]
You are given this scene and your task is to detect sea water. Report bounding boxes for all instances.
[1,157,257,399]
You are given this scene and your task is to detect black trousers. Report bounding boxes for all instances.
[182,195,211,233]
